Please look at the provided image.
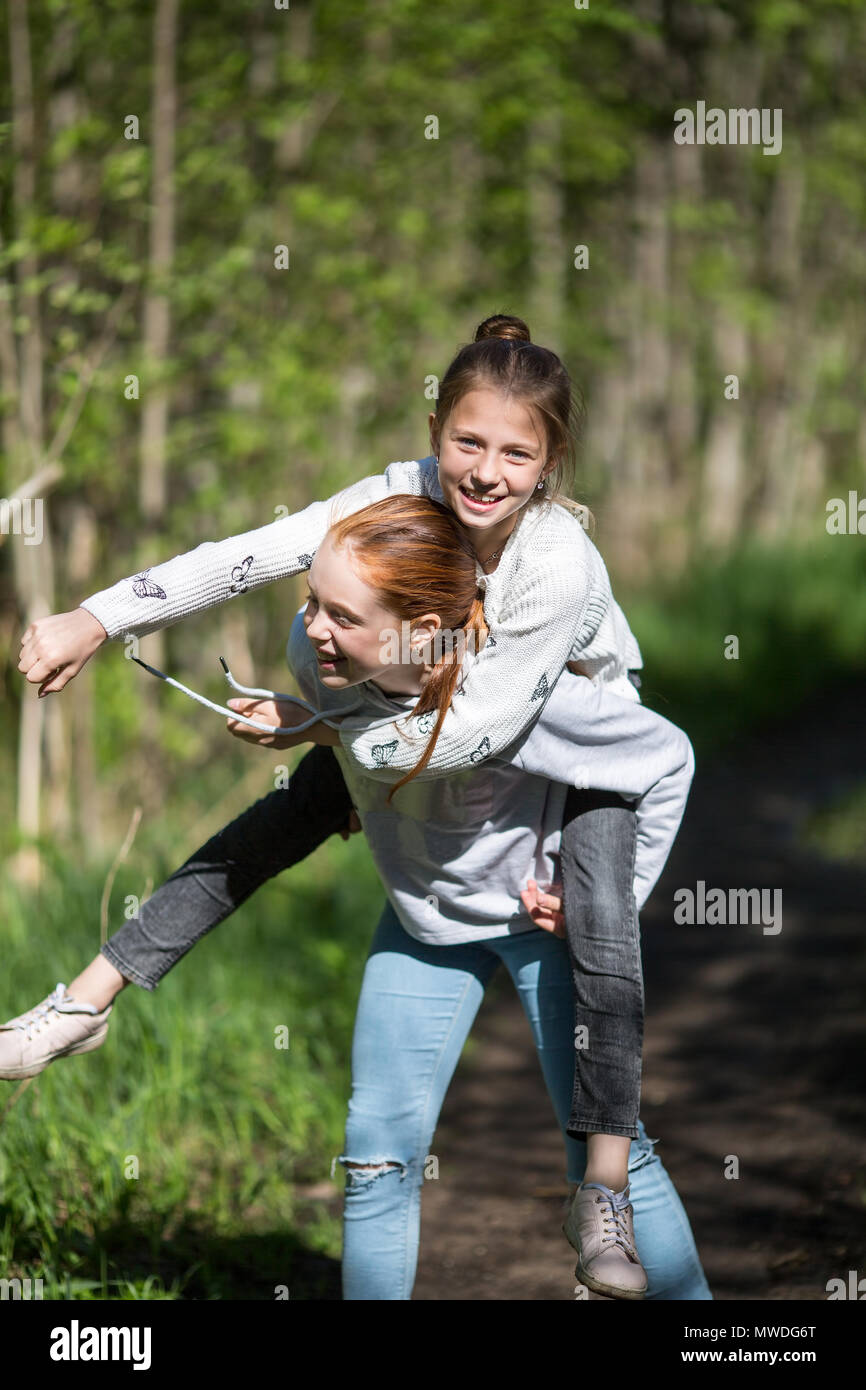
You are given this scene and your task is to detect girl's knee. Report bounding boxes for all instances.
[343,1158,403,1174]
[338,1153,413,1188]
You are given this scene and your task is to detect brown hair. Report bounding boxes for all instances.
[430,313,593,532]
[328,495,488,802]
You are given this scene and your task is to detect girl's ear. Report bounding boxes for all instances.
[410,614,442,654]
[428,413,439,457]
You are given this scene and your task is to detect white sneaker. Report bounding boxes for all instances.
[563,1180,648,1299]
[0,984,112,1080]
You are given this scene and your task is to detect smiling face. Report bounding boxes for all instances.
[431,387,558,557]
[303,532,440,695]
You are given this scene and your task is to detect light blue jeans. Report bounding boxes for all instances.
[339,900,712,1300]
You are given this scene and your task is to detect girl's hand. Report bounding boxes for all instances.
[18,607,108,696]
[226,697,339,749]
[338,808,362,841]
[520,879,565,937]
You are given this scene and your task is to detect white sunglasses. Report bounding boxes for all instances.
[132,654,362,734]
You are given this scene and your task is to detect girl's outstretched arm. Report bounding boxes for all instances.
[18,459,436,695]
[77,465,431,639]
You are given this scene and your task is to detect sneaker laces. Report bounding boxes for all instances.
[581,1182,640,1261]
[4,983,99,1040]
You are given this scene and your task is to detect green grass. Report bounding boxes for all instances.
[0,831,383,1300]
[800,781,866,865]
[622,532,866,758]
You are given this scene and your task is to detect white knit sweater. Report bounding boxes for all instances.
[80,456,643,780]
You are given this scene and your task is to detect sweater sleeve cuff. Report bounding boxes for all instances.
[79,597,121,640]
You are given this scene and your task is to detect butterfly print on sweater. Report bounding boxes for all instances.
[132,570,167,600]
[371,740,399,767]
[230,556,254,594]
[530,673,549,701]
[415,710,437,735]
[469,736,491,763]
[296,552,315,569]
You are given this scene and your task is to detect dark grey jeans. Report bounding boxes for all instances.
[101,745,642,1141]
[560,787,642,1142]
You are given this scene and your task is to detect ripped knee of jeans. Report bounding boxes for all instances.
[627,1133,661,1174]
[338,1155,408,1188]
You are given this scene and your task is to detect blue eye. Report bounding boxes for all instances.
[459,436,527,459]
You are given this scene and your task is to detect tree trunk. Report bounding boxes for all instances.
[630,137,671,556]
[753,159,807,540]
[65,500,103,857]
[527,108,567,355]
[138,0,178,530]
[7,0,55,886]
[41,12,91,843]
[667,139,702,493]
[137,0,179,810]
[698,310,749,550]
[603,137,671,581]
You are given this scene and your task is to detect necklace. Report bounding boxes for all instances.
[480,543,505,569]
[480,521,521,568]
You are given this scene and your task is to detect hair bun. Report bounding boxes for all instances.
[474,314,531,344]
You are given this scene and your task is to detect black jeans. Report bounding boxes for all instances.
[102,746,643,1140]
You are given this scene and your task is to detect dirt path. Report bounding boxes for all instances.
[410,681,866,1300]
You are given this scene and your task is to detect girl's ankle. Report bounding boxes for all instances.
[583,1170,629,1193]
[66,958,128,1012]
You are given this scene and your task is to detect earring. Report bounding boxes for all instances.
[536,480,544,490]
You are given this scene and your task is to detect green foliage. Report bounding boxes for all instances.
[624,532,866,757]
[801,782,866,864]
